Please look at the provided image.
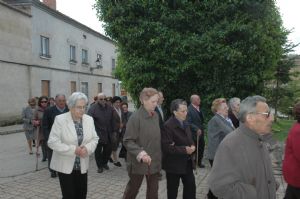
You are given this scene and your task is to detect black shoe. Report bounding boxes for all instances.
[50,172,57,178]
[114,162,122,167]
[199,164,205,168]
[42,158,47,162]
[109,158,113,163]
[97,168,103,173]
[103,164,109,170]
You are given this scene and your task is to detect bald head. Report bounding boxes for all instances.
[190,94,201,106]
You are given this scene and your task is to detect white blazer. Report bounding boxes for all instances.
[48,112,99,174]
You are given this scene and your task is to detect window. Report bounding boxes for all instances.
[98,83,102,93]
[81,82,88,98]
[82,49,88,64]
[112,83,116,97]
[112,58,116,70]
[41,80,50,97]
[70,45,76,62]
[40,36,50,58]
[71,81,76,93]
[96,54,102,67]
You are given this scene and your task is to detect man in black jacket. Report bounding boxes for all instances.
[88,93,115,173]
[187,94,205,168]
[42,94,69,178]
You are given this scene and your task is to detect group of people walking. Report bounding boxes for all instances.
[21,87,300,199]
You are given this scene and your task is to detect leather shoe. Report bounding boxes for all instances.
[114,162,122,167]
[97,168,103,173]
[103,164,109,170]
[50,172,57,178]
[199,164,205,168]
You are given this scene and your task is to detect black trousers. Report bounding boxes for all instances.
[58,170,87,199]
[194,134,205,165]
[284,184,300,199]
[94,143,112,168]
[207,159,218,199]
[46,144,55,173]
[166,161,196,199]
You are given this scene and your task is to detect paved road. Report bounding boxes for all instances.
[0,131,287,198]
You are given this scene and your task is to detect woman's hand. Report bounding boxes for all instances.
[185,146,195,154]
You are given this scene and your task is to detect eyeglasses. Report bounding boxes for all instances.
[98,98,106,101]
[41,101,48,103]
[75,106,86,111]
[252,111,271,118]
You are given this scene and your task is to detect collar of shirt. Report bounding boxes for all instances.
[56,105,66,113]
[192,104,200,112]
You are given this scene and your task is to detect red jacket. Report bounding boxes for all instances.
[283,122,300,187]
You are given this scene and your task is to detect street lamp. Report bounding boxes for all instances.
[90,58,103,73]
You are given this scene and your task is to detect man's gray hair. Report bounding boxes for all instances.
[67,92,88,108]
[229,97,240,110]
[238,95,266,123]
[55,94,66,99]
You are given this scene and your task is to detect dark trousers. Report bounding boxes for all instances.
[46,144,55,173]
[194,134,205,165]
[41,140,47,160]
[207,159,218,199]
[95,143,112,168]
[284,184,300,199]
[58,170,87,199]
[122,173,159,199]
[166,163,196,199]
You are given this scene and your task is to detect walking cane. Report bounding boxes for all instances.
[195,133,199,175]
[35,127,40,171]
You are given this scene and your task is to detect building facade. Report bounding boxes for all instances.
[0,0,119,125]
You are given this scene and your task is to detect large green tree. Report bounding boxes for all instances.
[95,0,290,114]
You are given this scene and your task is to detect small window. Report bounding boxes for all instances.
[96,54,102,66]
[82,49,88,64]
[81,82,88,98]
[40,36,50,58]
[41,80,50,97]
[112,83,116,97]
[71,81,76,93]
[70,45,76,62]
[112,58,116,70]
[98,83,102,93]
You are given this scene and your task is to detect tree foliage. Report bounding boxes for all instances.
[95,0,291,114]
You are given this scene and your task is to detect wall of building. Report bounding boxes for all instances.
[0,0,119,125]
[0,2,32,124]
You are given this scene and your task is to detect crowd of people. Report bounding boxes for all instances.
[21,88,300,199]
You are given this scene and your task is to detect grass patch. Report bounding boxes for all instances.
[272,119,296,141]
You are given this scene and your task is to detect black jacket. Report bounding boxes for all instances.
[87,103,115,144]
[161,116,195,174]
[42,105,69,141]
[187,104,205,141]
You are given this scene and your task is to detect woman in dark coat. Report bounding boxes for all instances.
[161,99,196,199]
[32,96,49,161]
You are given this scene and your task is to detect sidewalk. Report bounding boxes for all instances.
[0,124,23,135]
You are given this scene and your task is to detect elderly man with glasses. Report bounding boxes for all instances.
[208,95,277,199]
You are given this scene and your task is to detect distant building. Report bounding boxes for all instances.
[0,0,120,125]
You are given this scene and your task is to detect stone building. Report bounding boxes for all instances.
[0,0,119,125]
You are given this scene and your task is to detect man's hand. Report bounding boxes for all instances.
[197,129,202,136]
[141,154,152,165]
[75,147,82,156]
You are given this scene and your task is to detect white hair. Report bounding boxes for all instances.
[67,92,88,108]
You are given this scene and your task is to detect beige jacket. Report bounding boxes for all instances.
[48,112,99,174]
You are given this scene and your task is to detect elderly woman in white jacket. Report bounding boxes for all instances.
[48,92,98,199]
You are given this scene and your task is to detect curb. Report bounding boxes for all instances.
[0,129,23,135]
